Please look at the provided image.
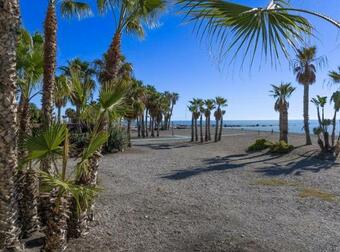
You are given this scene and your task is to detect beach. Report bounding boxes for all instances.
[65,129,340,252]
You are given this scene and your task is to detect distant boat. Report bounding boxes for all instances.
[176,124,188,129]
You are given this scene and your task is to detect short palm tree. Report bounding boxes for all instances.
[42,0,91,127]
[270,83,295,143]
[215,97,227,142]
[189,99,200,141]
[204,99,215,141]
[0,0,21,249]
[97,0,166,81]
[293,46,324,145]
[311,95,329,150]
[169,92,179,130]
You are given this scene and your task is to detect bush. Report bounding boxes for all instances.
[104,126,129,153]
[69,132,90,157]
[269,141,294,154]
[247,139,272,152]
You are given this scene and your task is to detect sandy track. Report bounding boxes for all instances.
[67,130,340,252]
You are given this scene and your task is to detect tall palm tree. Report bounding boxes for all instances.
[179,0,339,67]
[331,91,340,147]
[204,99,215,141]
[168,92,179,129]
[197,99,205,143]
[293,46,324,145]
[0,0,21,249]
[54,75,71,122]
[215,97,227,142]
[97,0,165,81]
[189,99,200,142]
[42,0,91,127]
[188,105,195,142]
[270,83,295,143]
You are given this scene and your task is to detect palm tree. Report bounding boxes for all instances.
[179,0,339,67]
[42,0,91,128]
[188,105,195,142]
[197,99,205,143]
[168,92,179,129]
[331,91,340,147]
[329,67,340,83]
[0,0,21,249]
[204,99,215,141]
[97,0,165,81]
[54,75,71,122]
[270,83,295,143]
[293,46,324,145]
[189,99,200,142]
[215,97,227,142]
[17,29,44,149]
[312,95,329,150]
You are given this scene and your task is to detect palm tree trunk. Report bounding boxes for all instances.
[208,117,211,141]
[191,114,194,142]
[200,115,203,143]
[145,109,148,137]
[214,118,219,142]
[141,114,145,138]
[157,121,160,137]
[137,117,141,137]
[42,2,57,128]
[205,116,208,141]
[282,107,288,143]
[57,106,61,122]
[104,31,121,81]
[331,110,337,147]
[0,0,21,248]
[303,85,312,145]
[127,119,131,147]
[151,117,154,137]
[218,115,223,141]
[195,117,198,141]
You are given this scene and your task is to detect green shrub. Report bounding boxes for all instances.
[247,139,272,152]
[269,141,294,154]
[69,132,90,157]
[104,125,128,153]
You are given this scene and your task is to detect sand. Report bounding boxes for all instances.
[62,129,340,251]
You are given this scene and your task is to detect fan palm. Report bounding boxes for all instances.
[42,0,91,128]
[188,104,196,142]
[97,0,166,81]
[0,0,21,249]
[204,99,215,141]
[167,92,179,130]
[17,29,44,150]
[189,99,200,141]
[23,123,102,248]
[270,83,295,143]
[179,0,339,66]
[293,46,325,145]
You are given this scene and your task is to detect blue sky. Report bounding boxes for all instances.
[21,0,340,120]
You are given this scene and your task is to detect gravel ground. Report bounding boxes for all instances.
[66,129,340,252]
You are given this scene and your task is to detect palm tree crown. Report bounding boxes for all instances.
[270,83,295,111]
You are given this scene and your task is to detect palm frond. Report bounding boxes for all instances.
[179,0,313,66]
[61,0,92,19]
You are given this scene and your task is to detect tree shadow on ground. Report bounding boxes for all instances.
[255,155,336,176]
[161,150,338,180]
[136,143,192,150]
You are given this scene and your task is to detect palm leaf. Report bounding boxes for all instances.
[179,0,314,66]
[24,124,67,161]
[61,0,92,18]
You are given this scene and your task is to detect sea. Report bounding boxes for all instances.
[172,120,339,135]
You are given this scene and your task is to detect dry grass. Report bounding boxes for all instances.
[255,178,298,187]
[298,188,337,202]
